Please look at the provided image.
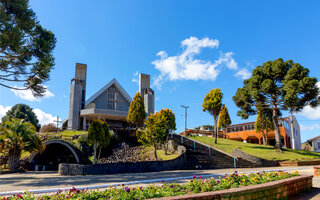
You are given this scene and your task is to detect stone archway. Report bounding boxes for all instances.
[29,140,80,171]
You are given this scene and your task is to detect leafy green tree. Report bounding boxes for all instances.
[218,104,232,138]
[2,104,40,131]
[137,112,166,160]
[202,88,223,144]
[0,0,56,96]
[0,118,43,171]
[87,120,111,164]
[157,109,176,154]
[255,110,274,145]
[233,58,319,149]
[127,92,146,127]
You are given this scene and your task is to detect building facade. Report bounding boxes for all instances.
[66,63,154,131]
[224,116,301,150]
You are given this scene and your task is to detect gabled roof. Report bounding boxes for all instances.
[85,78,132,107]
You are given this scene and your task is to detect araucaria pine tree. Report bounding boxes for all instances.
[0,0,56,96]
[233,58,319,150]
[202,88,223,144]
[127,92,146,127]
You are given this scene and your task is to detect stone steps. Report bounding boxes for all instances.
[171,135,258,169]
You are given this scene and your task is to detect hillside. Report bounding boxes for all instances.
[189,136,320,161]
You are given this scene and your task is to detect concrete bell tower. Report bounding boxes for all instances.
[68,63,87,130]
[139,73,154,116]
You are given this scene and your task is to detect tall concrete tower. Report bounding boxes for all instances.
[139,73,154,116]
[68,63,87,130]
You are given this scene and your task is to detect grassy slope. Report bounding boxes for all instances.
[189,136,320,161]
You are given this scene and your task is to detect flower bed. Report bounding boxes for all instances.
[2,171,300,200]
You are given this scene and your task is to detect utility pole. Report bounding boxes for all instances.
[181,105,189,134]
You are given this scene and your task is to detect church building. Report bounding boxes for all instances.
[66,63,154,131]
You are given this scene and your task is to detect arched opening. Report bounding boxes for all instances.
[30,141,79,171]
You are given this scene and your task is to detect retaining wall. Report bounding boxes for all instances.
[152,175,313,200]
[59,145,186,175]
[232,148,279,167]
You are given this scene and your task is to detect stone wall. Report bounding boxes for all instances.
[152,175,313,200]
[232,148,279,167]
[59,145,186,176]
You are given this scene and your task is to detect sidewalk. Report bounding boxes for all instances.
[0,166,319,198]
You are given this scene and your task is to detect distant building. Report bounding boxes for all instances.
[180,129,223,137]
[65,63,154,131]
[304,135,320,152]
[224,116,301,150]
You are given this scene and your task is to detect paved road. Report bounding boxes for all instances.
[1,166,320,198]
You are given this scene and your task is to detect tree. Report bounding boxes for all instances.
[282,63,319,149]
[40,123,58,133]
[0,118,43,171]
[202,88,223,144]
[218,104,232,138]
[157,109,176,155]
[137,112,167,161]
[0,0,56,96]
[87,119,111,164]
[255,110,274,145]
[126,92,146,127]
[233,58,319,150]
[2,104,40,131]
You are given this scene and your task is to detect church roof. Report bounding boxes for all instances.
[85,78,132,107]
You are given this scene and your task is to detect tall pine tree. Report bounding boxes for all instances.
[0,0,56,96]
[233,58,319,150]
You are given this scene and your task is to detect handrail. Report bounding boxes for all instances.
[174,134,238,168]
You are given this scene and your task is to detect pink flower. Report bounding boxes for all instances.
[16,193,22,199]
[200,176,202,179]
[193,175,196,179]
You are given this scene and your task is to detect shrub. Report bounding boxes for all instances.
[40,123,58,133]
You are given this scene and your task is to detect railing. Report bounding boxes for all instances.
[173,134,238,168]
[38,133,76,141]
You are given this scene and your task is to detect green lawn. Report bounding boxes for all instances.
[143,146,180,161]
[189,136,320,161]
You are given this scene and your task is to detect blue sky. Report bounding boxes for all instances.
[1,0,320,142]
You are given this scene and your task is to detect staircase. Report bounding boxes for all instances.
[171,134,260,169]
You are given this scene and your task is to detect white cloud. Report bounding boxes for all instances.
[33,108,61,125]
[299,82,320,119]
[235,68,251,80]
[11,86,54,102]
[301,124,320,131]
[0,105,11,120]
[0,104,60,125]
[132,71,139,85]
[151,36,238,89]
